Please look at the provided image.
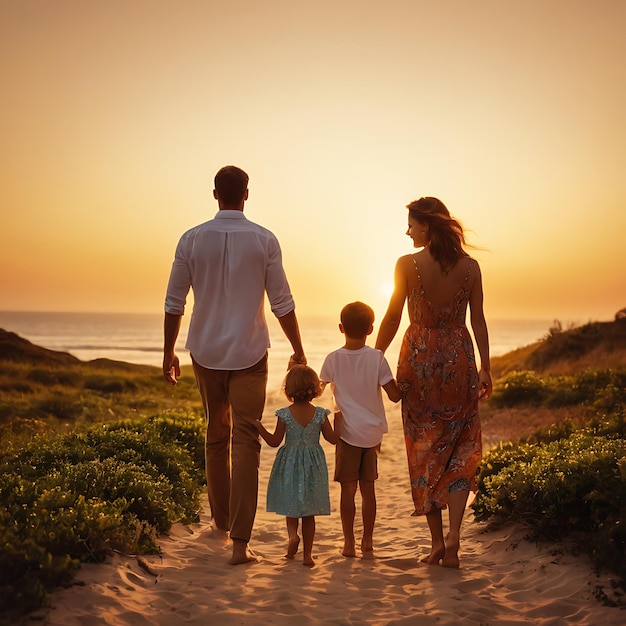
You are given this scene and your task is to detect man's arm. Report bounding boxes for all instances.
[277,309,306,366]
[163,312,182,385]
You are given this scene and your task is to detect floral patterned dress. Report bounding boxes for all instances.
[396,257,482,516]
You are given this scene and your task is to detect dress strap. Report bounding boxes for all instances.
[463,262,472,282]
[412,256,424,291]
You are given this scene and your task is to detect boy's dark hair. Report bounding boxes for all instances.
[340,301,375,339]
[283,365,323,402]
[214,165,249,206]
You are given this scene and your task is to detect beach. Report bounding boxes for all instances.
[33,397,625,626]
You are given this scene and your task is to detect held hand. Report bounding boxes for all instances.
[287,353,307,370]
[333,411,344,437]
[163,353,181,386]
[477,369,492,400]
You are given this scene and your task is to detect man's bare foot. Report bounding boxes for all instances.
[286,536,300,559]
[303,556,315,567]
[228,540,259,565]
[420,546,445,565]
[342,540,357,557]
[441,541,460,568]
[200,526,229,544]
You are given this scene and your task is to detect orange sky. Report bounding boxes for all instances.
[1,1,625,325]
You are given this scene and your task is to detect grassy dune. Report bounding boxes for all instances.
[481,317,626,446]
[0,316,624,617]
[474,315,626,602]
[0,329,203,449]
[0,329,207,619]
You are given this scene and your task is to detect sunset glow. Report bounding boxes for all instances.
[1,1,625,324]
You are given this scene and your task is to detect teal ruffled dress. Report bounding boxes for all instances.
[266,406,331,518]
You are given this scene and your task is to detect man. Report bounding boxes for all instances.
[163,165,306,564]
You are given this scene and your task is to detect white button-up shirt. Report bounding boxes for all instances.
[165,210,295,370]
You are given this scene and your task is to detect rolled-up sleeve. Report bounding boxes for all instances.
[265,234,295,318]
[164,239,192,315]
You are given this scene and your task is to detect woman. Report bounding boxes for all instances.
[376,197,492,568]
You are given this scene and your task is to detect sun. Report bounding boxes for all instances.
[380,283,394,298]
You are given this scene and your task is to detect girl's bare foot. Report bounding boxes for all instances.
[303,555,315,567]
[286,536,300,559]
[420,546,445,565]
[361,538,373,554]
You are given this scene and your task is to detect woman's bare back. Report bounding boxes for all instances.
[403,250,474,307]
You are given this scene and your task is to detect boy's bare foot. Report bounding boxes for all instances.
[342,540,357,557]
[303,556,315,567]
[420,546,445,565]
[361,538,373,554]
[228,539,259,565]
[286,536,300,559]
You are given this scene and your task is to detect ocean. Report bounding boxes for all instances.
[0,311,553,393]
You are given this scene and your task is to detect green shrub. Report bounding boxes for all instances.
[35,392,84,421]
[0,412,205,618]
[491,370,546,407]
[84,375,138,393]
[0,506,79,619]
[474,419,626,589]
[492,368,626,411]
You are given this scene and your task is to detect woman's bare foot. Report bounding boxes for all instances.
[303,555,315,567]
[420,545,445,565]
[286,536,300,559]
[228,539,259,565]
[441,540,460,568]
[342,540,357,557]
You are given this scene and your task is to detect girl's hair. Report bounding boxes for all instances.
[407,197,469,272]
[283,365,323,402]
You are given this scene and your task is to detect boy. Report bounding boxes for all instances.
[320,301,402,557]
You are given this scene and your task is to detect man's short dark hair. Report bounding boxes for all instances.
[340,301,375,339]
[214,166,249,206]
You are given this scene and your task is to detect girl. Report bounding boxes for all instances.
[256,365,339,566]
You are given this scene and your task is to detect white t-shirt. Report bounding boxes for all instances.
[164,210,295,370]
[320,346,394,448]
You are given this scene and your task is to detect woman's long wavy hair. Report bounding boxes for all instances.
[407,197,469,272]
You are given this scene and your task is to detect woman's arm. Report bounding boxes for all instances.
[469,261,492,400]
[375,258,408,353]
[321,416,340,445]
[256,417,286,447]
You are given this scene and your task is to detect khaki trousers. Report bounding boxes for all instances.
[192,354,267,543]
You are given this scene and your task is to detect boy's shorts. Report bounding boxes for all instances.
[334,438,380,483]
